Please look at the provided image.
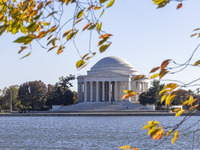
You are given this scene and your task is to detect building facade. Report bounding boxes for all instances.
[77,56,148,103]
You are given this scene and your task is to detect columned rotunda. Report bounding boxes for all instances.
[77,56,148,103]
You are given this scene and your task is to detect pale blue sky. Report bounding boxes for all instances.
[1,0,200,91]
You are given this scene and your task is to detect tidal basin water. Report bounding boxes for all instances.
[0,116,199,150]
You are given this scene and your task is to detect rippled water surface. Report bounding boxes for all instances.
[0,116,199,150]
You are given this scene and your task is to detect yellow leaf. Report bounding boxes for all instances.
[159,89,168,96]
[147,121,160,125]
[172,131,178,144]
[161,93,168,104]
[149,66,160,73]
[77,9,84,19]
[193,60,200,66]
[118,145,132,149]
[150,73,159,79]
[65,0,71,5]
[175,109,185,117]
[76,60,85,69]
[166,130,173,137]
[107,0,115,8]
[133,75,145,81]
[165,94,170,106]
[152,0,165,5]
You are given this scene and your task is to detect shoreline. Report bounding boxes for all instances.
[0,111,197,116]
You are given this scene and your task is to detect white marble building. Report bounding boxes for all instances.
[77,56,148,103]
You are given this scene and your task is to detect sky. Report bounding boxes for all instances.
[1,0,200,92]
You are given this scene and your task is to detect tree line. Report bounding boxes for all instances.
[138,80,199,110]
[0,75,77,111]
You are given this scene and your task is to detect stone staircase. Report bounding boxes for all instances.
[50,101,155,112]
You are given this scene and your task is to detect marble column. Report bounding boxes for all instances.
[121,81,123,99]
[96,81,99,102]
[138,82,141,94]
[84,82,87,102]
[90,81,93,102]
[102,81,105,101]
[115,81,118,101]
[141,82,144,93]
[109,81,111,103]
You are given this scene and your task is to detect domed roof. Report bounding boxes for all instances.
[88,56,138,75]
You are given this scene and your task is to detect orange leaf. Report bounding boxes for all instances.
[87,5,94,11]
[75,18,83,24]
[57,49,63,54]
[190,33,197,37]
[150,66,160,73]
[161,59,171,70]
[83,22,93,31]
[177,3,182,9]
[45,0,52,7]
[159,69,169,79]
[18,46,27,54]
[121,92,136,99]
[37,2,43,10]
[48,45,58,52]
[99,34,113,39]
[189,104,199,111]
[94,5,102,10]
[133,75,145,81]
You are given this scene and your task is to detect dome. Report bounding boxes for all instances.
[88,56,138,75]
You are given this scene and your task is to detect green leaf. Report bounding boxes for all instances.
[20,52,31,59]
[96,22,102,33]
[66,30,78,41]
[14,36,33,44]
[88,24,96,30]
[0,25,8,35]
[100,0,108,3]
[47,11,58,18]
[107,0,115,8]
[43,22,50,26]
[34,12,43,20]
[77,9,84,19]
[98,37,108,46]
[99,10,104,18]
[99,42,111,53]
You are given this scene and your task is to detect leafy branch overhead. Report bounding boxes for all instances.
[0,0,114,67]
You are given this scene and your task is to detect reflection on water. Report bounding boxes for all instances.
[0,116,199,150]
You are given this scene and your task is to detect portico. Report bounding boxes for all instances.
[77,56,148,103]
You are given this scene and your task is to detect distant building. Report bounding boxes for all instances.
[77,56,148,103]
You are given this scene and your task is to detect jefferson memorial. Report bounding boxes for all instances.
[77,56,149,103]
